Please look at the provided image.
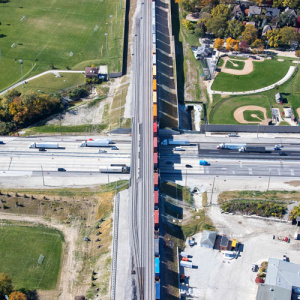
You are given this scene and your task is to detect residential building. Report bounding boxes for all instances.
[248,6,261,17]
[265,7,280,18]
[85,67,99,79]
[200,230,217,248]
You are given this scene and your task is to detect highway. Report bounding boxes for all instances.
[129,0,154,298]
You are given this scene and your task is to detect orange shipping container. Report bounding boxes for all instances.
[153,79,157,91]
[154,172,159,187]
[153,104,157,119]
[154,137,158,151]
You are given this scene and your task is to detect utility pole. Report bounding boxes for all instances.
[41,165,45,186]
[110,15,113,38]
[105,33,108,59]
[210,177,216,205]
[185,169,187,187]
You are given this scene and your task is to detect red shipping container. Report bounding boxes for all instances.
[155,210,159,227]
[154,190,159,208]
[153,122,157,136]
[181,257,189,262]
[154,172,159,188]
[154,137,158,152]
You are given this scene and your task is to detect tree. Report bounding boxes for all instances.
[182,19,195,31]
[282,0,300,8]
[241,24,258,44]
[251,39,264,54]
[0,273,13,298]
[239,40,249,52]
[279,26,299,45]
[289,203,300,221]
[225,37,239,51]
[179,0,197,12]
[206,16,227,38]
[266,28,280,48]
[195,27,205,37]
[227,19,244,39]
[211,4,231,18]
[276,12,296,28]
[214,38,225,50]
[9,291,27,300]
[272,0,284,7]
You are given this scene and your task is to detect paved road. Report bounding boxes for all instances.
[129,0,154,299]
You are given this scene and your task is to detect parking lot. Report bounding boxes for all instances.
[182,207,300,299]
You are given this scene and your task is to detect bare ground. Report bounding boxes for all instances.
[234,105,269,125]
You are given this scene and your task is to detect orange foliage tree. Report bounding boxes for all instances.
[214,38,225,50]
[9,291,27,300]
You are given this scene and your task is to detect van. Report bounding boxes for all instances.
[174,146,184,151]
[199,160,210,166]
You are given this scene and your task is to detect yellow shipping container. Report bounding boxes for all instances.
[153,103,157,118]
[153,91,157,103]
[231,239,237,248]
[153,65,157,78]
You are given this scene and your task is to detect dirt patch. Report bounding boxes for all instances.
[286,181,300,187]
[234,105,269,125]
[296,108,300,119]
[278,59,284,62]
[219,56,264,75]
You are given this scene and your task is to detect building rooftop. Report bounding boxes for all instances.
[220,235,229,247]
[99,65,108,74]
[200,230,217,247]
[249,6,261,15]
[256,284,291,300]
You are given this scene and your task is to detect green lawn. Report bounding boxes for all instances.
[228,56,248,60]
[243,110,264,122]
[211,60,292,92]
[278,121,291,125]
[0,225,63,290]
[0,0,125,90]
[209,94,271,124]
[225,59,245,70]
[217,57,224,67]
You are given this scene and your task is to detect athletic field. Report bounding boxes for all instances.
[0,0,125,90]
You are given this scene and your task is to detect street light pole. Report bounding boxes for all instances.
[110,15,113,38]
[105,33,108,59]
[41,165,45,186]
[19,59,24,88]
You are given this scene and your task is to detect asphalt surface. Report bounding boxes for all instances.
[129,0,154,299]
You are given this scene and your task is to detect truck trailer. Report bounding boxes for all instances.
[239,146,266,153]
[217,143,246,150]
[80,139,112,147]
[29,143,59,149]
[99,166,130,174]
[180,260,193,268]
[154,238,159,257]
[161,139,190,146]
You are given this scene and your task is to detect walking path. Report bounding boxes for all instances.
[208,66,296,96]
[0,70,84,96]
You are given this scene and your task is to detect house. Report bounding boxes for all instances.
[265,7,280,18]
[194,44,213,60]
[275,92,282,103]
[200,230,217,248]
[233,5,243,18]
[262,24,272,35]
[220,235,229,250]
[284,7,297,18]
[256,258,300,300]
[248,6,261,17]
[85,67,99,79]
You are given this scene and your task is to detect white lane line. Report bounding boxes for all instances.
[240,162,243,168]
[206,167,209,174]
[232,170,235,174]
[278,169,281,176]
[248,168,252,175]
[221,168,227,170]
[291,169,295,176]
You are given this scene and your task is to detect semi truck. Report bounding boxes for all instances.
[80,139,112,147]
[217,143,246,150]
[161,139,190,146]
[199,160,210,166]
[29,143,59,149]
[99,166,130,173]
[239,146,266,153]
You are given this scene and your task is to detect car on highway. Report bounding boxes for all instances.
[57,168,66,172]
[98,149,107,153]
[275,144,283,148]
[228,133,238,137]
[166,161,173,165]
[174,146,185,151]
[274,146,281,150]
[111,146,119,150]
[39,148,46,151]
[185,164,193,168]
[0,141,4,144]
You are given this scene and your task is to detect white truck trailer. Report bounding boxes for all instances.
[217,143,246,150]
[161,140,190,146]
[80,139,112,147]
[99,166,130,174]
[29,143,59,149]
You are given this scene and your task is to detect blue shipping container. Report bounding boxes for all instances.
[155,282,160,299]
[155,257,160,276]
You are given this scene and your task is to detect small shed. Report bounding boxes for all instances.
[275,93,282,103]
[220,235,229,251]
[200,230,217,248]
[85,67,99,78]
[99,65,108,81]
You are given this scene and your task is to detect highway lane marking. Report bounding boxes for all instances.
[232,170,235,174]
[240,162,243,168]
[291,169,295,176]
[278,169,281,176]
[248,168,252,175]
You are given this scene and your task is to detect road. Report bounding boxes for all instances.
[129,0,154,298]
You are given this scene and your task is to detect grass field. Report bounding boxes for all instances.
[209,94,271,124]
[211,60,292,92]
[217,57,224,67]
[228,56,248,60]
[0,0,125,90]
[0,225,63,290]
[225,59,245,70]
[243,110,264,122]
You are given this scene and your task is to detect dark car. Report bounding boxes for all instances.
[185,164,193,168]
[0,141,4,144]
[166,161,173,165]
[279,152,287,156]
[39,148,46,151]
[111,146,119,150]
[58,168,66,172]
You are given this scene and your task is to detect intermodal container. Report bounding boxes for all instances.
[154,137,158,152]
[155,282,160,299]
[154,172,159,188]
[153,103,157,121]
[155,209,159,229]
[154,152,158,170]
[154,238,159,256]
[153,91,157,103]
[153,53,156,65]
[153,65,157,78]
[155,257,160,279]
[181,257,189,262]
[152,25,156,34]
[153,79,157,91]
[154,190,159,208]
[231,239,237,249]
[153,122,157,136]
[180,260,193,268]
[153,43,156,54]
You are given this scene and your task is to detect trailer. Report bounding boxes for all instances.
[154,152,158,170]
[99,166,130,174]
[29,143,59,149]
[153,78,157,91]
[217,143,246,150]
[155,209,159,229]
[153,103,157,121]
[154,238,159,257]
[180,260,193,268]
[153,91,157,104]
[153,65,157,79]
[161,139,190,146]
[239,146,266,153]
[180,252,189,258]
[155,282,160,300]
[154,190,159,208]
[154,172,159,188]
[80,139,112,147]
[155,257,160,280]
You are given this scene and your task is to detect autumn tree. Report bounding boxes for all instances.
[206,16,227,38]
[182,19,195,30]
[225,37,239,51]
[241,24,258,44]
[289,203,300,221]
[9,291,27,300]
[266,28,280,48]
[227,19,244,39]
[200,0,218,7]
[211,4,231,18]
[279,26,299,46]
[272,0,284,7]
[239,40,249,52]
[282,0,300,8]
[0,273,13,298]
[251,39,264,53]
[179,0,198,12]
[214,38,225,50]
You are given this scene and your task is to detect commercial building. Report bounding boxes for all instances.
[200,230,217,249]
